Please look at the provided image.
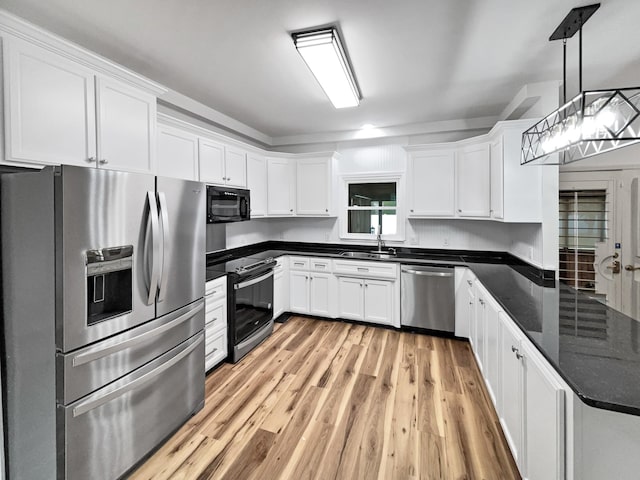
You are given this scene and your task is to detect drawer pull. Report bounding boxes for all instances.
[357,267,369,272]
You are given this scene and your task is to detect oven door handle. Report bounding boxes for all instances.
[72,334,203,418]
[234,270,274,290]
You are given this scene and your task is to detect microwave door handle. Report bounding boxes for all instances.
[144,191,160,305]
[157,191,170,302]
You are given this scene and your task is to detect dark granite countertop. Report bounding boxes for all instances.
[207,241,640,416]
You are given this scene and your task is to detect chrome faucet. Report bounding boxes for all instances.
[376,233,385,251]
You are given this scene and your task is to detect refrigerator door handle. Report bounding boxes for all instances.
[71,333,203,418]
[157,191,170,302]
[144,191,161,305]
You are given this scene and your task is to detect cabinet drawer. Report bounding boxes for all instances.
[205,276,226,299]
[332,259,398,279]
[309,257,332,272]
[205,328,227,370]
[205,301,226,330]
[205,324,226,355]
[289,257,310,271]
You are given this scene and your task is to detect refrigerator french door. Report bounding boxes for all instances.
[1,165,206,480]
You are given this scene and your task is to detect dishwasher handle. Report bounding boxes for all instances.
[401,267,453,277]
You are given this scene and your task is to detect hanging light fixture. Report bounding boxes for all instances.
[292,27,361,109]
[521,4,640,165]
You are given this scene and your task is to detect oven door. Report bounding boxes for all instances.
[207,186,250,223]
[232,269,274,344]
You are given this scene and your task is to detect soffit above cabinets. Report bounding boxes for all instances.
[1,0,640,146]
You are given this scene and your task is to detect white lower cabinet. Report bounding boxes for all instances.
[273,257,288,319]
[204,276,227,372]
[363,279,394,324]
[460,275,567,480]
[289,270,310,313]
[309,273,332,317]
[521,340,565,480]
[337,277,365,321]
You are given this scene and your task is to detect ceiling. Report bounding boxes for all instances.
[2,0,639,145]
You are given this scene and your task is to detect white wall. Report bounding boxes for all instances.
[226,219,272,249]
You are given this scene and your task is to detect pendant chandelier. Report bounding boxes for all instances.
[521,3,640,165]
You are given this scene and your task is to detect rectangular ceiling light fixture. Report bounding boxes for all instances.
[292,28,361,109]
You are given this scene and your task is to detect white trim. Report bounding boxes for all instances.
[339,173,405,242]
[0,9,166,96]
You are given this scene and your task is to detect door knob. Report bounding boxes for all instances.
[606,260,621,274]
[625,264,640,271]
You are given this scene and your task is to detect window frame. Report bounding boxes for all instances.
[339,172,405,242]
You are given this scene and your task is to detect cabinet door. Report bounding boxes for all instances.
[408,149,456,216]
[490,137,504,219]
[499,312,524,470]
[296,157,330,215]
[5,36,97,166]
[454,270,474,338]
[157,124,198,180]
[309,273,331,317]
[289,271,309,313]
[364,279,394,325]
[267,158,296,215]
[337,277,364,320]
[522,341,565,480]
[484,297,501,407]
[96,76,156,173]
[247,153,267,217]
[473,288,486,372]
[456,143,490,217]
[274,272,285,319]
[224,146,247,187]
[199,139,225,184]
[468,287,477,349]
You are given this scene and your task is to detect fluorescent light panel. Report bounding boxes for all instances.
[293,28,360,108]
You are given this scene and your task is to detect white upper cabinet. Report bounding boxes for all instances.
[3,35,159,173]
[198,138,225,184]
[199,140,247,188]
[224,146,247,188]
[157,123,198,180]
[267,157,296,216]
[247,153,267,217]
[499,121,543,222]
[456,142,491,217]
[490,137,504,219]
[407,148,456,217]
[296,156,331,215]
[4,36,96,167]
[95,76,156,173]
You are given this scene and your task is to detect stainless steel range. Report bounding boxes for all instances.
[1,166,206,480]
[208,254,276,363]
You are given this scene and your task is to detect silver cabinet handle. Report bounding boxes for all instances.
[157,191,170,302]
[72,334,203,417]
[290,209,293,212]
[227,177,231,181]
[325,208,328,212]
[357,267,369,272]
[72,302,203,366]
[144,191,161,305]
[458,209,462,213]
[511,345,523,359]
[479,299,485,305]
[410,209,414,212]
[467,280,473,285]
[99,158,108,164]
[87,156,96,163]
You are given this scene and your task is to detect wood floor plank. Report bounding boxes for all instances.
[130,318,521,480]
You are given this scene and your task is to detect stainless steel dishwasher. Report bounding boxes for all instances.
[400,265,455,333]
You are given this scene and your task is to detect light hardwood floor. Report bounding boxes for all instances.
[130,316,520,480]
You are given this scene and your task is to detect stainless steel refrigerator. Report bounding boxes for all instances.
[1,165,206,480]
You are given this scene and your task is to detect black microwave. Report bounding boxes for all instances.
[206,185,250,223]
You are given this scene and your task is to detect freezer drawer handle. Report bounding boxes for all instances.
[71,302,204,367]
[234,270,274,290]
[72,334,203,418]
[144,191,161,305]
[157,191,170,302]
[401,268,453,277]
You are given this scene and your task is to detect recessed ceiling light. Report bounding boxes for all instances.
[292,27,361,109]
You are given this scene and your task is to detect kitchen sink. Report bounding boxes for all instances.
[340,251,397,259]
